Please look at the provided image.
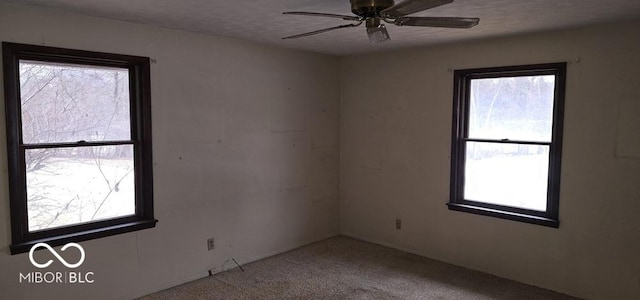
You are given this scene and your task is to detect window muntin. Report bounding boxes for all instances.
[3,42,156,254]
[449,63,566,227]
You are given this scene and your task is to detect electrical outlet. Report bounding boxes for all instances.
[207,238,215,250]
[395,219,402,230]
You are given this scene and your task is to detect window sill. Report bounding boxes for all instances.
[447,203,559,228]
[10,219,157,255]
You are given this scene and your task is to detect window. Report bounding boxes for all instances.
[449,63,566,227]
[3,42,156,254]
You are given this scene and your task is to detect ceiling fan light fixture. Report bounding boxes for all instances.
[367,23,390,43]
[366,18,390,43]
[367,24,391,44]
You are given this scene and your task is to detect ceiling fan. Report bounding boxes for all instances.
[282,0,479,43]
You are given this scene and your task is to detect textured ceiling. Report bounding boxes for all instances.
[3,0,640,56]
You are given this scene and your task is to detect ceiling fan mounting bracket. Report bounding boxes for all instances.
[350,0,395,18]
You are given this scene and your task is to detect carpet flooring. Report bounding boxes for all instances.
[140,236,578,299]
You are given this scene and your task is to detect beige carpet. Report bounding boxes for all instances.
[140,236,578,299]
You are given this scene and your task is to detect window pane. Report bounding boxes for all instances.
[468,75,555,142]
[26,145,135,231]
[19,60,131,144]
[464,142,549,211]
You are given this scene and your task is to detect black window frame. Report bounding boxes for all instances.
[448,63,566,228]
[2,42,156,254]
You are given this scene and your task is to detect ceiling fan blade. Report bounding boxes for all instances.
[283,11,361,21]
[395,17,479,28]
[381,0,453,18]
[282,23,362,40]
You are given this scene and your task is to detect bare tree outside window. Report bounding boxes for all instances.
[464,75,555,211]
[4,42,154,255]
[449,63,566,228]
[19,61,135,231]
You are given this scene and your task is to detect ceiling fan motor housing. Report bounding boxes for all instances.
[350,0,395,17]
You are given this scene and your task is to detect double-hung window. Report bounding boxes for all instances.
[3,42,156,254]
[449,63,566,227]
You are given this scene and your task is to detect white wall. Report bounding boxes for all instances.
[340,21,640,299]
[0,3,340,299]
